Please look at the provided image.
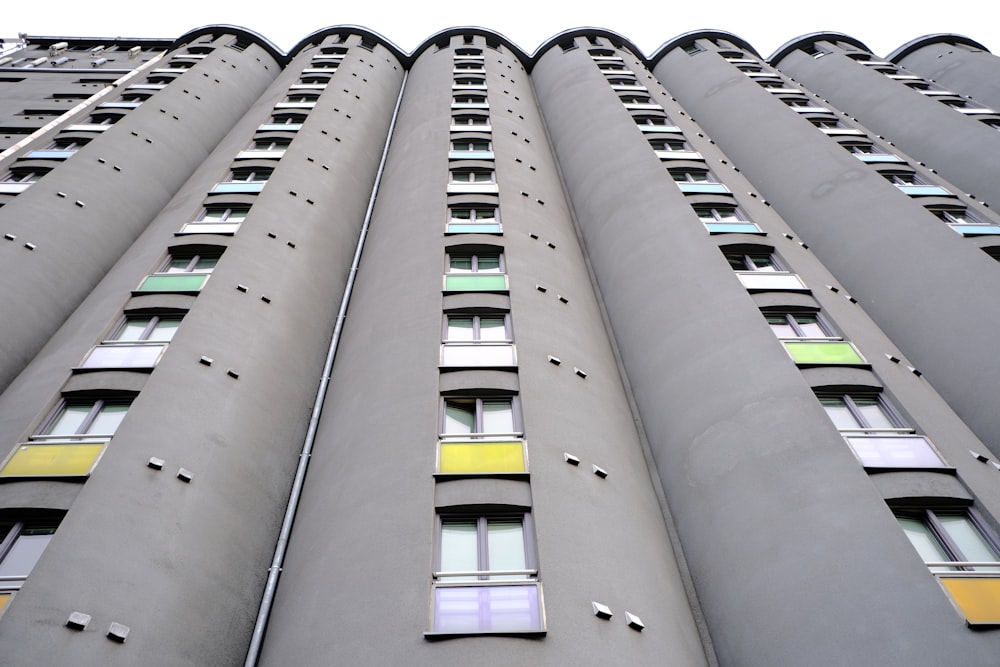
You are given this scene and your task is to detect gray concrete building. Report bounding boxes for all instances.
[2,25,1000,667]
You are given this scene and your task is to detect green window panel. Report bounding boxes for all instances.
[0,443,106,478]
[784,341,864,365]
[444,275,508,292]
[137,273,209,293]
[439,442,526,474]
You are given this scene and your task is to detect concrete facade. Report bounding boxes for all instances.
[2,26,1000,667]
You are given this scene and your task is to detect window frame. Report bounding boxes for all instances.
[441,396,522,439]
[0,516,61,593]
[816,392,908,433]
[895,509,1000,572]
[33,397,132,441]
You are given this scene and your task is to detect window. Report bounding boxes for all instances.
[452,93,488,108]
[444,251,507,292]
[669,168,729,194]
[259,114,306,132]
[449,141,493,159]
[0,395,132,478]
[438,515,533,580]
[881,171,952,196]
[928,206,1000,235]
[24,138,89,159]
[451,114,490,128]
[635,115,668,127]
[766,311,864,365]
[897,509,1000,625]
[619,94,653,105]
[0,168,47,193]
[178,205,249,235]
[211,168,271,194]
[843,141,903,163]
[724,250,808,291]
[450,169,494,184]
[137,250,219,293]
[198,206,249,221]
[650,138,687,151]
[454,76,486,87]
[896,510,1000,573]
[0,516,61,602]
[37,398,131,439]
[649,137,701,160]
[817,392,947,470]
[448,205,500,234]
[442,397,519,437]
[79,313,182,370]
[441,313,515,368]
[239,139,291,160]
[109,313,183,342]
[430,513,543,635]
[283,93,319,104]
[818,393,903,432]
[694,205,760,234]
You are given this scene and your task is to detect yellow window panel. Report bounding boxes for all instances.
[940,577,1000,625]
[439,442,525,474]
[0,443,106,478]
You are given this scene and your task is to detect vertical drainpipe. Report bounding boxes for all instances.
[243,68,409,667]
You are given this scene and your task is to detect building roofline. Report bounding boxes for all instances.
[22,35,175,49]
[649,30,760,67]
[768,32,871,65]
[410,27,530,69]
[532,28,645,67]
[288,25,407,63]
[887,33,990,63]
[175,25,286,64]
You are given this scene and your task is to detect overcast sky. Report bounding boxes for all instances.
[4,0,995,60]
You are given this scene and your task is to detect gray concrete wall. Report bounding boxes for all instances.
[774,42,1000,210]
[0,33,279,392]
[535,36,1000,666]
[652,43,1000,463]
[258,32,710,666]
[0,32,403,666]
[894,39,1000,113]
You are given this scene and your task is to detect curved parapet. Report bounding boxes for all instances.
[769,31,871,65]
[289,25,407,63]
[534,27,646,66]
[650,29,759,66]
[411,26,530,69]
[175,24,287,64]
[888,33,990,63]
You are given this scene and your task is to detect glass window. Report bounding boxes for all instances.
[442,397,517,436]
[111,314,182,342]
[0,517,61,590]
[450,169,494,184]
[447,253,502,273]
[766,313,830,339]
[896,510,1000,572]
[726,252,782,271]
[446,315,508,342]
[38,398,131,438]
[817,394,902,431]
[439,516,529,581]
[198,206,249,223]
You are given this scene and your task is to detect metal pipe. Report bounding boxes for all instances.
[243,68,408,667]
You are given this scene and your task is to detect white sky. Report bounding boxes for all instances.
[3,0,995,60]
